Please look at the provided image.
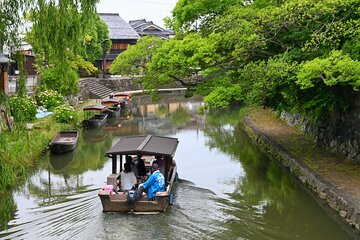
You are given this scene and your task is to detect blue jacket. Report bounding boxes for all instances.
[143,170,165,199]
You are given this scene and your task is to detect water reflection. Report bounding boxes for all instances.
[0,194,16,232]
[50,151,76,171]
[0,96,358,240]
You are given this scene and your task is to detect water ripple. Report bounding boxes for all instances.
[0,187,101,240]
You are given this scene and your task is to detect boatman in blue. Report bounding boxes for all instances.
[138,162,165,200]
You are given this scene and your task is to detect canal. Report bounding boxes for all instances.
[0,95,358,240]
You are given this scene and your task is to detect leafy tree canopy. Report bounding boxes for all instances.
[166,0,360,121]
[1,0,100,96]
[110,35,163,76]
[110,0,360,122]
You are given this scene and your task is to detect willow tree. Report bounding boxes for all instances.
[0,0,99,96]
[24,0,100,95]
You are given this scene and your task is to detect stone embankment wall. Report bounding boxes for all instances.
[280,109,360,164]
[97,76,184,92]
[243,118,360,233]
[99,76,143,92]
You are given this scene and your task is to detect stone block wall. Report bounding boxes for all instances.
[99,76,142,92]
[243,118,360,233]
[280,108,360,163]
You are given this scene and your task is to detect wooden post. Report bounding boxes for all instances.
[120,155,123,172]
[0,71,8,94]
[112,155,117,174]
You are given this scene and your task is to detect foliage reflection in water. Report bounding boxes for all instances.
[0,97,358,240]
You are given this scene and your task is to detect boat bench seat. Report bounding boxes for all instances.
[156,185,170,197]
[156,191,169,197]
[107,173,120,188]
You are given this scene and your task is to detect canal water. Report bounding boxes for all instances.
[0,95,358,240]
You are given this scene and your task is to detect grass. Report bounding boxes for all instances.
[0,108,84,193]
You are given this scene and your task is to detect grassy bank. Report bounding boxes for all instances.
[0,109,83,194]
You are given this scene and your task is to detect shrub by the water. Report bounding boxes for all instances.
[40,68,79,96]
[35,89,65,110]
[53,104,77,123]
[9,96,37,122]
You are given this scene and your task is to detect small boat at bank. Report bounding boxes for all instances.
[113,92,132,109]
[101,98,122,118]
[82,105,108,129]
[99,135,179,213]
[49,130,79,154]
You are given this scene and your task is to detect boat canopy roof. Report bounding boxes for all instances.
[106,135,179,158]
[114,92,132,97]
[101,98,122,105]
[83,105,107,111]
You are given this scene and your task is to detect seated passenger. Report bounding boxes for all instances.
[137,162,165,201]
[150,160,159,174]
[120,162,137,191]
[136,155,148,179]
[126,155,138,177]
[155,155,165,175]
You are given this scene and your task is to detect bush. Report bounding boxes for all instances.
[53,104,77,123]
[9,96,37,122]
[203,85,243,108]
[35,89,65,110]
[40,68,79,96]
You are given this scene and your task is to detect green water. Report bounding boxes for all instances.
[0,97,358,240]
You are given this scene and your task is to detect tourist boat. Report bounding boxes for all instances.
[82,105,108,129]
[49,130,79,154]
[98,135,179,213]
[101,98,122,118]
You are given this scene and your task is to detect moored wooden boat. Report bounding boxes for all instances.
[49,130,79,154]
[101,98,122,118]
[82,105,108,129]
[98,135,179,213]
[112,92,132,109]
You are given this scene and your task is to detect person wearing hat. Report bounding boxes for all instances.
[137,162,165,201]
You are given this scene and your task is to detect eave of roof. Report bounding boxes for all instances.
[83,105,107,111]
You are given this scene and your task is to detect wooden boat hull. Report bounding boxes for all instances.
[98,191,169,213]
[105,108,121,118]
[49,130,79,154]
[83,114,108,129]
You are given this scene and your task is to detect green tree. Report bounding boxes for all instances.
[170,0,360,121]
[110,35,163,76]
[24,0,100,95]
[147,33,221,88]
[112,0,360,121]
[83,15,111,63]
[168,0,243,33]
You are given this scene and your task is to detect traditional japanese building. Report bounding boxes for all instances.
[129,19,174,39]
[98,13,140,75]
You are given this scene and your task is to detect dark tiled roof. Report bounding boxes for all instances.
[106,135,179,157]
[129,19,147,28]
[129,19,174,38]
[100,13,140,40]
